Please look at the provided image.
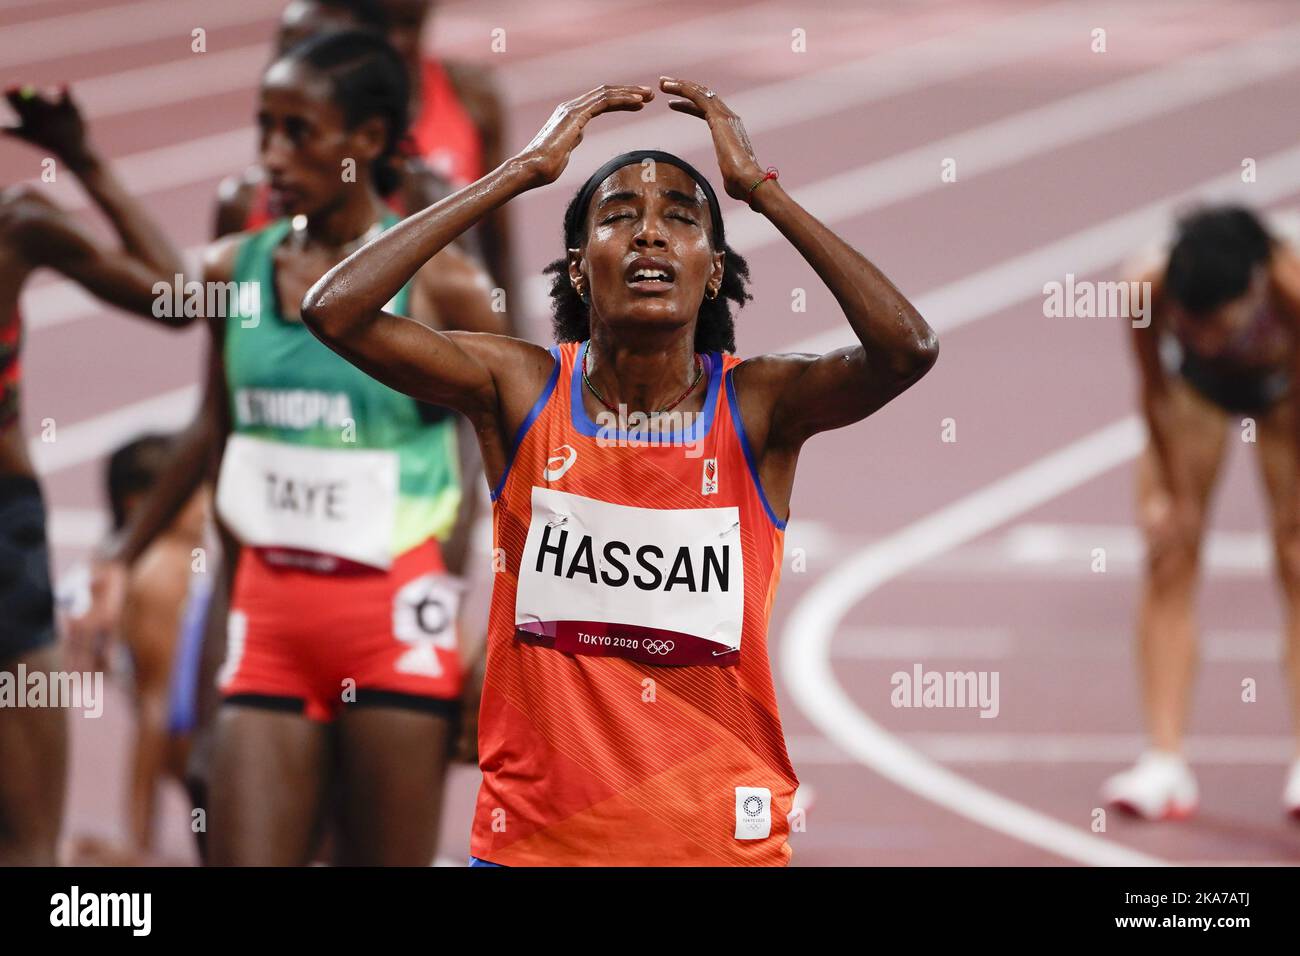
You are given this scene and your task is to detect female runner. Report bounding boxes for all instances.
[188,30,500,865]
[302,78,937,865]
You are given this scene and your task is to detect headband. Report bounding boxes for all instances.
[563,149,726,249]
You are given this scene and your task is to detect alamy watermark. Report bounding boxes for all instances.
[152,275,262,326]
[594,404,706,458]
[50,886,150,936]
[890,664,1000,718]
[0,664,104,718]
[1042,274,1151,328]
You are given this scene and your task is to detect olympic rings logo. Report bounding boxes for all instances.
[643,639,675,656]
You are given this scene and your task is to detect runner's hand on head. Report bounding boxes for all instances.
[515,84,655,188]
[660,77,763,202]
[2,85,91,165]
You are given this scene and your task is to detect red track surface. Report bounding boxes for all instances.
[4,0,1299,865]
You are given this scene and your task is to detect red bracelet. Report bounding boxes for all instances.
[747,166,779,201]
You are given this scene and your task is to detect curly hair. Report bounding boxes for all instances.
[543,165,753,354]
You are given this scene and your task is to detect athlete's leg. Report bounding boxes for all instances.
[0,478,66,865]
[207,703,329,865]
[120,537,190,856]
[1253,397,1300,754]
[0,646,67,865]
[333,701,453,866]
[185,533,235,862]
[1135,378,1229,753]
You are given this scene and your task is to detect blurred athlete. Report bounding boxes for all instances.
[301,78,938,865]
[377,0,517,310]
[214,0,461,239]
[69,435,210,865]
[79,8,490,862]
[1103,206,1300,820]
[91,31,502,866]
[111,437,211,860]
[0,86,191,864]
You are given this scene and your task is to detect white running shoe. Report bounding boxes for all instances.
[1283,759,1300,820]
[1101,751,1198,820]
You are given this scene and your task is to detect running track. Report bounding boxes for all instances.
[4,0,1299,866]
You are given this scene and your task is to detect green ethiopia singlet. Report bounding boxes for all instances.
[221,216,461,560]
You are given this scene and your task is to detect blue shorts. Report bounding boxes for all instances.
[468,855,504,867]
[167,574,212,735]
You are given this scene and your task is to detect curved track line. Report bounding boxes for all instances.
[780,416,1166,866]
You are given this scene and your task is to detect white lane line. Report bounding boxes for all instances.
[532,19,1300,319]
[28,127,257,214]
[718,16,1300,250]
[835,627,1016,659]
[24,0,1104,217]
[0,0,101,11]
[547,0,1225,195]
[53,0,1095,126]
[894,522,1277,579]
[497,0,792,105]
[790,147,1300,354]
[29,384,198,476]
[71,44,273,121]
[29,138,1300,490]
[0,0,276,68]
[974,522,1272,575]
[901,733,1296,766]
[833,625,1284,663]
[504,0,1107,109]
[60,0,751,124]
[23,0,1173,323]
[47,507,110,549]
[786,733,1296,766]
[421,0,651,56]
[780,416,1163,866]
[29,121,1300,506]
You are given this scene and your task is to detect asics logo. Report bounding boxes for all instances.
[542,444,577,481]
[643,639,675,656]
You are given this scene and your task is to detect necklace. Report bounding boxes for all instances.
[582,344,704,414]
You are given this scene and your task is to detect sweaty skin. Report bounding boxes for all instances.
[300,79,937,520]
[209,54,502,867]
[300,77,936,864]
[0,85,190,866]
[0,89,190,476]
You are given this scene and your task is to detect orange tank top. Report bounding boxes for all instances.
[470,340,798,866]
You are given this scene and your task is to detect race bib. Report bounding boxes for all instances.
[514,487,744,666]
[392,573,462,677]
[216,433,398,569]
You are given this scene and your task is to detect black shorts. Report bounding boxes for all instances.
[1178,350,1290,415]
[0,475,56,663]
